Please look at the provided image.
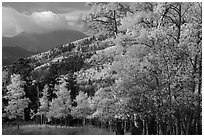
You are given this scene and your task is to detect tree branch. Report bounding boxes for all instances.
[170,4,180,15]
[130,41,152,48]
[181,5,190,17]
[164,15,179,27]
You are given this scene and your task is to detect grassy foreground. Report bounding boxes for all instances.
[2,125,115,135]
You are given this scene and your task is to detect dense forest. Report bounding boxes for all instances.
[2,2,202,135]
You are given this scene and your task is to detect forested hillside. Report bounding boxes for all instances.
[2,2,202,135]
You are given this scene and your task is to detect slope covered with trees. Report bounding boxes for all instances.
[2,2,202,135]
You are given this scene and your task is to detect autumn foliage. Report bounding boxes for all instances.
[2,2,202,135]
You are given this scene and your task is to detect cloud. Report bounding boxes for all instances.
[31,11,68,31]
[2,6,88,37]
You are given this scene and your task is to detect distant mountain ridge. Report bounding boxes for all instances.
[2,30,88,52]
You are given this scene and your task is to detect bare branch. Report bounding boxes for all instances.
[130,41,152,48]
[166,33,179,43]
[170,4,180,15]
[168,11,178,20]
[181,6,190,18]
[164,15,178,27]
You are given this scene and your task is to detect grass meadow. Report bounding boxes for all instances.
[2,125,115,135]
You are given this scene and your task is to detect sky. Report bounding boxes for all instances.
[2,2,90,37]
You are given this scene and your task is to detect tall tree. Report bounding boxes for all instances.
[84,2,132,38]
[4,74,30,130]
[71,91,92,125]
[109,2,202,135]
[38,84,50,124]
[48,77,72,126]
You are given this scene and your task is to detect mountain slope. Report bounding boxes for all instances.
[2,46,34,66]
[29,36,114,71]
[2,30,88,52]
